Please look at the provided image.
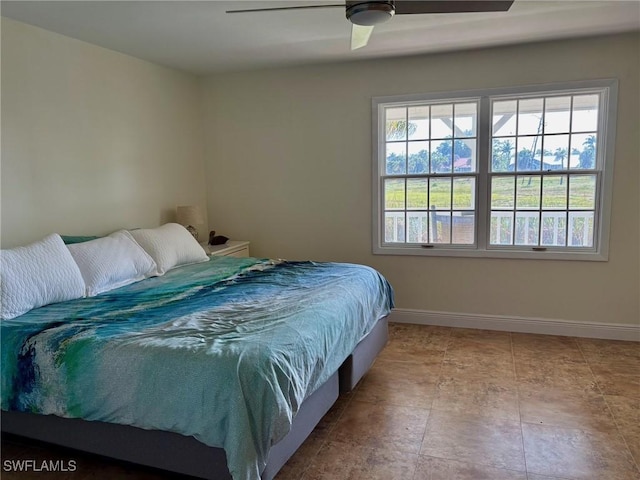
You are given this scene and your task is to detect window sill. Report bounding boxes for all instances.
[373,244,607,261]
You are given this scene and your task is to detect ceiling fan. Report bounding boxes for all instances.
[226,1,515,50]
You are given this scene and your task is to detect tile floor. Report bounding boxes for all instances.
[2,323,639,480]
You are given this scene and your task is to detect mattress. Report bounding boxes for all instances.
[1,257,393,480]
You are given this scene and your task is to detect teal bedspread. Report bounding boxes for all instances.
[1,257,393,480]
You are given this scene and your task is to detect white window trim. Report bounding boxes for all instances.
[372,79,618,261]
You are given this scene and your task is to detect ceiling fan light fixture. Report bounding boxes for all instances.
[346,1,395,26]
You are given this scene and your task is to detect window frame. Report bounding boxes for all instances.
[372,79,618,261]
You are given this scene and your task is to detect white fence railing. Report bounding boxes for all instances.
[385,210,594,246]
[491,211,593,247]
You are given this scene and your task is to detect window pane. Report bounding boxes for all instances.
[542,134,570,170]
[542,175,567,210]
[568,211,594,247]
[408,106,430,140]
[431,104,453,139]
[430,140,452,173]
[407,178,428,209]
[454,103,477,138]
[515,212,540,245]
[570,133,597,170]
[569,174,597,209]
[544,96,571,134]
[407,212,429,243]
[454,138,476,173]
[452,177,475,210]
[572,94,599,133]
[541,212,567,246]
[386,142,406,175]
[491,177,515,209]
[518,98,544,135]
[493,100,517,136]
[431,211,451,243]
[492,138,515,172]
[386,107,407,141]
[452,213,475,244]
[516,175,541,209]
[384,178,405,210]
[408,141,429,174]
[490,212,513,245]
[516,136,542,171]
[384,212,405,243]
[429,177,451,210]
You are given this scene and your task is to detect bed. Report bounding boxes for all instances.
[1,252,393,480]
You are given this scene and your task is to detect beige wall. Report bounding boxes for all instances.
[1,18,207,248]
[202,33,639,326]
[1,17,637,326]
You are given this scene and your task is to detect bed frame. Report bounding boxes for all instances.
[1,317,388,480]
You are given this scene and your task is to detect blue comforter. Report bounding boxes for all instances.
[1,257,393,480]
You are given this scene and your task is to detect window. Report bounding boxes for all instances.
[372,80,617,260]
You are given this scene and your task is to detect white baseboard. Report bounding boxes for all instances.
[388,308,640,341]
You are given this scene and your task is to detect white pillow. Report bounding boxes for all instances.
[1,234,86,320]
[67,230,158,297]
[129,223,208,275]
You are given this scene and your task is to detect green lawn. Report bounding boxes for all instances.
[385,174,596,211]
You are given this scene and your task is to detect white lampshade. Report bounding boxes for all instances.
[176,205,203,227]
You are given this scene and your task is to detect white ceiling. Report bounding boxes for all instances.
[2,1,639,75]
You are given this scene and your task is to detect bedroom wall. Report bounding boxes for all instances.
[1,18,207,248]
[202,33,640,329]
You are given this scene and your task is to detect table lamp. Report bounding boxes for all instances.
[176,205,204,240]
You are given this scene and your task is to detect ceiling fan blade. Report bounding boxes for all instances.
[351,24,374,50]
[394,1,514,15]
[226,4,343,14]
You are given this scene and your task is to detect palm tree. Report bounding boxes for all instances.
[554,147,568,184]
[579,135,596,169]
[554,147,568,168]
[386,120,417,140]
[492,139,514,172]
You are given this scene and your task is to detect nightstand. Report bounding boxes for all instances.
[202,240,250,258]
